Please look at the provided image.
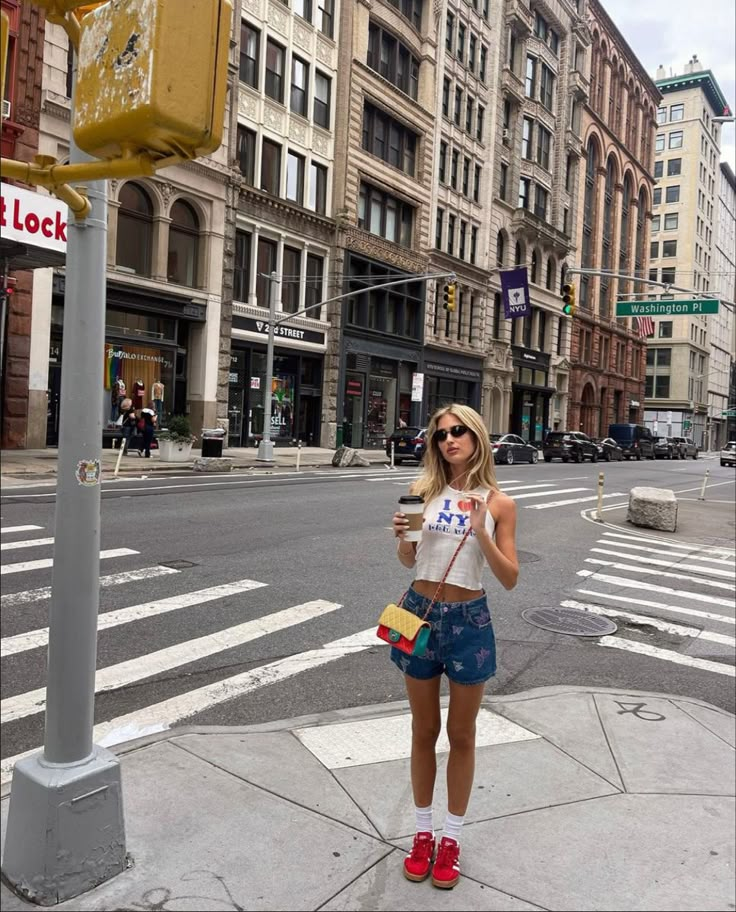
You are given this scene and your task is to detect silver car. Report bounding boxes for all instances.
[721,441,736,467]
[672,436,699,459]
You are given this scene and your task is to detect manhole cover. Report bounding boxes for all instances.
[521,607,618,637]
[159,559,198,570]
[517,550,541,563]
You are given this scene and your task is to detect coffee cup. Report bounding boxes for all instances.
[399,495,424,542]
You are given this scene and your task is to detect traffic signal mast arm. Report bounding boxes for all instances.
[563,266,719,300]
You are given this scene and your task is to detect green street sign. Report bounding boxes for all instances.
[616,299,719,316]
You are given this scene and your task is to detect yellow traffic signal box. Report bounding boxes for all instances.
[73,0,232,161]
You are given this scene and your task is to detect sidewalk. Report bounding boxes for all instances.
[0,444,390,486]
[1,685,733,911]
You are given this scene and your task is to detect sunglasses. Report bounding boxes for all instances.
[433,424,470,444]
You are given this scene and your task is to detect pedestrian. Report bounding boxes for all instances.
[120,401,137,453]
[140,402,157,458]
[391,403,519,889]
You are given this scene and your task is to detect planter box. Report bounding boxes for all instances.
[158,439,194,462]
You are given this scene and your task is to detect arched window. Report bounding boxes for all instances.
[579,139,598,308]
[530,249,539,284]
[630,87,640,153]
[167,200,200,286]
[546,258,555,290]
[496,231,505,267]
[615,66,625,132]
[608,60,617,125]
[116,183,153,276]
[619,174,633,294]
[515,241,523,266]
[634,187,647,281]
[600,156,616,318]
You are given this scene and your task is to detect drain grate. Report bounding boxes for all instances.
[522,607,618,637]
[159,559,198,570]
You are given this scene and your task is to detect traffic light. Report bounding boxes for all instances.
[73,0,232,162]
[561,282,576,316]
[443,283,457,312]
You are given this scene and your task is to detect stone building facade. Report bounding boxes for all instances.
[567,0,659,438]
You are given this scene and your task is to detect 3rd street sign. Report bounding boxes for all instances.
[616,299,719,316]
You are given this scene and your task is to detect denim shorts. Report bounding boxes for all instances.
[389,586,497,686]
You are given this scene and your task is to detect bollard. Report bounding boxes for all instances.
[389,440,396,470]
[595,471,605,522]
[295,440,302,474]
[113,438,126,478]
[698,467,710,501]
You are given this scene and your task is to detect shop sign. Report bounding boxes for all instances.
[232,316,325,346]
[228,372,238,383]
[424,361,482,380]
[411,372,424,402]
[0,184,68,253]
[250,377,261,389]
[346,378,363,396]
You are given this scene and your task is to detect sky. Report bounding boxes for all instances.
[605,0,736,170]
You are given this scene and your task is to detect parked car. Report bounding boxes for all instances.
[672,436,699,459]
[653,436,678,459]
[490,433,539,465]
[543,431,599,463]
[719,441,736,467]
[385,426,427,463]
[594,437,623,461]
[607,423,655,460]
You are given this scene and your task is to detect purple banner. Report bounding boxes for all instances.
[500,267,531,319]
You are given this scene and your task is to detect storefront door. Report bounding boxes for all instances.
[343,372,365,448]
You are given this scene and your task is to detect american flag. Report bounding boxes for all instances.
[635,315,655,338]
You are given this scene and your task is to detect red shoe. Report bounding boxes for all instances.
[403,831,436,882]
[432,836,460,889]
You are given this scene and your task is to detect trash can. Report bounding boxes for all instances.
[201,427,226,458]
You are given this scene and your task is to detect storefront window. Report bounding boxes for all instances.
[249,352,296,441]
[104,340,175,426]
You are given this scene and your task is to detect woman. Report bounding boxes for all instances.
[140,402,157,458]
[391,404,518,889]
[120,401,138,453]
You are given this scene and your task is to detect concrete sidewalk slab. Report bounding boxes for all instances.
[2,687,733,911]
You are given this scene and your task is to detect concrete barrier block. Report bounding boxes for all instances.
[191,457,234,473]
[627,486,678,532]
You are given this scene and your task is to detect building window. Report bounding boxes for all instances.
[667,158,681,175]
[536,124,551,169]
[462,157,470,196]
[445,11,454,51]
[661,266,676,284]
[265,39,285,103]
[236,125,256,184]
[468,33,476,72]
[438,141,447,182]
[256,238,278,307]
[618,174,632,285]
[655,134,665,152]
[470,226,478,265]
[521,117,533,159]
[282,246,302,314]
[579,139,598,308]
[309,162,327,214]
[116,183,153,276]
[476,105,484,141]
[457,22,465,62]
[534,184,548,221]
[459,221,467,259]
[525,56,536,98]
[451,149,459,189]
[294,0,312,22]
[669,131,683,149]
[664,213,678,230]
[447,214,455,255]
[499,162,508,200]
[658,321,673,338]
[651,215,660,232]
[387,0,424,30]
[291,57,309,116]
[234,230,251,302]
[314,71,331,128]
[518,178,531,209]
[473,164,481,203]
[479,45,487,81]
[465,96,474,133]
[240,22,259,88]
[546,259,555,290]
[653,188,662,205]
[317,0,334,38]
[286,151,305,205]
[670,103,684,121]
[530,250,538,283]
[261,139,282,195]
[358,182,414,246]
[650,241,659,258]
[599,157,615,317]
[496,232,505,267]
[539,63,555,111]
[654,161,663,178]
[662,240,677,257]
[665,185,680,203]
[367,23,420,100]
[435,208,444,248]
[656,106,666,124]
[454,87,463,126]
[167,200,199,286]
[305,253,325,319]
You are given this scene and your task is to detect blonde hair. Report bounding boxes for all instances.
[412,404,498,504]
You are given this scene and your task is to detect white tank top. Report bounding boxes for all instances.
[414,484,495,590]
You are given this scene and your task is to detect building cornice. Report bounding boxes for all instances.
[656,70,731,117]
[588,0,661,103]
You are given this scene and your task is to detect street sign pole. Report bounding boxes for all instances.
[2,60,126,905]
[256,271,279,462]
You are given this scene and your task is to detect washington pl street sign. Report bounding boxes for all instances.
[616,299,719,316]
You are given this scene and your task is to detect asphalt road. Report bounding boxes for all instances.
[1,454,734,782]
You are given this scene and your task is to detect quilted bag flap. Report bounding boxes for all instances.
[378,603,429,639]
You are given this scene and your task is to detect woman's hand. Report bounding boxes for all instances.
[462,493,490,534]
[392,511,410,539]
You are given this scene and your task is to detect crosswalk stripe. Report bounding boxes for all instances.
[589,548,736,579]
[528,493,625,510]
[577,570,735,608]
[1,565,181,610]
[596,636,735,677]
[560,600,735,646]
[1,548,138,576]
[498,483,557,493]
[0,626,385,785]
[1,537,55,552]
[600,532,735,560]
[1,578,268,658]
[584,558,735,591]
[509,487,588,500]
[1,599,342,724]
[0,525,43,534]
[596,537,735,567]
[576,588,735,626]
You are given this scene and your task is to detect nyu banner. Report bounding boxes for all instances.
[500,267,531,319]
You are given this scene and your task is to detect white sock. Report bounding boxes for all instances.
[443,811,465,844]
[415,805,434,835]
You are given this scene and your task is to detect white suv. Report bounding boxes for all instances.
[720,441,736,467]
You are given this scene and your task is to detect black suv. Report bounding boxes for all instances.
[543,431,599,463]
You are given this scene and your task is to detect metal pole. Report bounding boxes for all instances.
[595,471,605,522]
[389,439,396,470]
[257,271,278,462]
[698,468,710,501]
[295,440,301,473]
[2,54,125,904]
